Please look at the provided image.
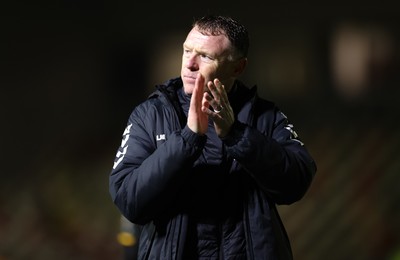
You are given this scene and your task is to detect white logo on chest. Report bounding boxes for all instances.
[156,134,166,141]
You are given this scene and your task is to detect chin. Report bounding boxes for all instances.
[182,79,195,94]
[183,85,194,94]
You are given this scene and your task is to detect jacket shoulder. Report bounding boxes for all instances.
[131,77,182,118]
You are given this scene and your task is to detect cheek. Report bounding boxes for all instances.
[200,66,218,82]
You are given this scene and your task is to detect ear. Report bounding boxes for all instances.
[233,58,247,77]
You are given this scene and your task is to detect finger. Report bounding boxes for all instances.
[192,74,205,106]
[202,92,210,108]
[201,92,214,114]
[207,80,221,102]
[212,79,229,105]
[202,92,223,116]
[204,90,222,113]
[213,79,229,104]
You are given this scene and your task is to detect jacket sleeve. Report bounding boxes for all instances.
[109,103,206,224]
[223,105,316,205]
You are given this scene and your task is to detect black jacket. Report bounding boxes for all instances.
[109,77,316,259]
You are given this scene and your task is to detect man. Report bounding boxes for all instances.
[109,14,316,259]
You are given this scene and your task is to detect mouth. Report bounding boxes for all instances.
[183,75,197,83]
[183,74,196,79]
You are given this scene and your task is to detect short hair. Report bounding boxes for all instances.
[193,15,249,59]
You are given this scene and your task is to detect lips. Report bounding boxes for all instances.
[184,74,197,80]
[183,75,197,84]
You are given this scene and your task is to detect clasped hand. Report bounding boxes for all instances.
[187,74,234,138]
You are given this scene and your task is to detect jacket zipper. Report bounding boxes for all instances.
[240,158,254,260]
[219,220,225,260]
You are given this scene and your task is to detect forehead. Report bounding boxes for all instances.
[184,27,232,53]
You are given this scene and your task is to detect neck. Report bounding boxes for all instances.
[226,80,237,94]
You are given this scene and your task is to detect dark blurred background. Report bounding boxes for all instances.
[1,1,399,259]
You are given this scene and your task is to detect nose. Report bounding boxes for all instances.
[185,55,199,71]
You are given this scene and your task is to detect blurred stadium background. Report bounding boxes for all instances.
[1,1,399,259]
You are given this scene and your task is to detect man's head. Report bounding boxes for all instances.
[181,15,249,94]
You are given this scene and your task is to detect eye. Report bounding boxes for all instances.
[200,54,213,62]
